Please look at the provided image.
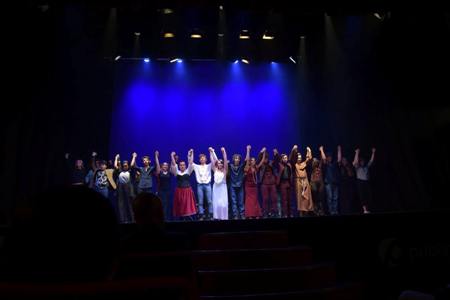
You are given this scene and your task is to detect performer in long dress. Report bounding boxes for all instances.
[171,150,197,221]
[210,147,229,220]
[244,145,263,219]
[290,145,314,216]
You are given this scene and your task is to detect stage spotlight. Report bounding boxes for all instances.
[262,31,274,40]
[144,58,150,63]
[289,56,297,64]
[374,13,382,20]
[219,5,223,10]
[134,32,141,37]
[170,58,178,63]
[114,55,121,61]
[239,30,250,39]
[162,8,173,14]
[241,59,249,64]
[190,29,202,39]
[164,32,175,38]
[233,60,239,64]
[300,35,306,39]
[177,59,183,63]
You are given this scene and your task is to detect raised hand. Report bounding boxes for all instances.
[319,146,324,152]
[273,148,278,154]
[246,145,251,150]
[132,152,137,158]
[355,148,360,153]
[65,153,70,159]
[115,154,120,159]
[293,145,298,150]
[92,152,97,157]
[221,147,225,153]
[155,150,159,157]
[171,151,176,157]
[306,146,311,152]
[372,148,376,153]
[261,147,267,153]
[208,147,214,152]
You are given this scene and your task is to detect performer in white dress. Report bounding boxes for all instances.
[210,147,229,220]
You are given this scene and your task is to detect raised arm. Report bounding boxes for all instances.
[155,150,161,175]
[170,152,178,175]
[306,146,312,162]
[244,145,252,172]
[114,154,120,169]
[368,148,376,167]
[319,146,326,162]
[256,147,266,169]
[337,145,342,164]
[222,147,228,174]
[130,152,137,168]
[91,152,98,171]
[187,149,194,174]
[289,145,298,165]
[209,147,217,171]
[209,147,219,172]
[245,145,251,162]
[353,148,360,167]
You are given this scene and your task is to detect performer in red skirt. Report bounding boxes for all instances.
[244,145,263,219]
[170,150,197,220]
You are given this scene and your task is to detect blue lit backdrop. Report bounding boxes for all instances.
[110,61,304,164]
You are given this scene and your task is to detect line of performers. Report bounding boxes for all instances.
[65,145,376,223]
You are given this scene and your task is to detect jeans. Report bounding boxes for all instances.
[95,186,109,199]
[197,183,212,216]
[230,186,244,218]
[325,183,339,215]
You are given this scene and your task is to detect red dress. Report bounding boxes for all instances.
[244,167,262,217]
[173,173,197,217]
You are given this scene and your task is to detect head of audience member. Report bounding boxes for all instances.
[281,154,289,164]
[99,160,107,171]
[178,161,187,172]
[232,154,241,166]
[215,159,224,171]
[142,156,150,167]
[161,162,169,172]
[199,154,207,165]
[6,186,119,282]
[133,193,164,228]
